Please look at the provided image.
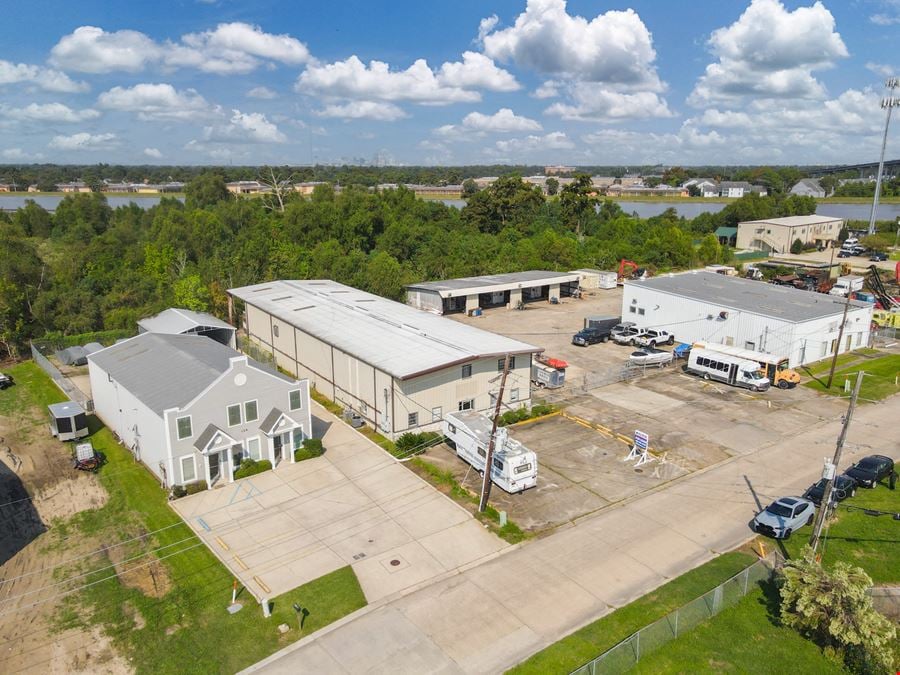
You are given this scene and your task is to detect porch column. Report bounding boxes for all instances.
[226,450,235,483]
[205,455,212,485]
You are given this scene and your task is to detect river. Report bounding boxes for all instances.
[2,194,898,222]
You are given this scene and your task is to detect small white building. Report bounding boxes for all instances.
[228,280,541,440]
[570,269,618,290]
[405,270,581,315]
[138,307,237,349]
[736,215,844,253]
[790,178,826,198]
[621,271,872,367]
[88,333,312,488]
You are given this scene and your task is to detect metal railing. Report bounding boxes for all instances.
[571,552,784,675]
[29,342,93,412]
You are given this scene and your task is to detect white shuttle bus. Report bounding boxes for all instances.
[686,347,771,392]
[442,411,538,493]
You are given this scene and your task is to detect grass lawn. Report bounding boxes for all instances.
[803,353,900,401]
[630,582,845,675]
[508,551,755,675]
[4,362,366,674]
[780,483,900,584]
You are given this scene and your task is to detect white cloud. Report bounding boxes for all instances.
[477,15,499,44]
[50,26,162,73]
[436,51,519,92]
[316,100,408,121]
[870,13,900,25]
[202,109,286,143]
[97,83,215,121]
[49,132,118,151]
[144,147,162,159]
[545,85,673,121]
[49,23,310,75]
[532,80,561,99]
[174,22,311,74]
[298,55,484,105]
[689,0,848,105]
[2,148,26,160]
[247,86,278,99]
[463,108,541,132]
[2,103,100,123]
[481,0,662,89]
[495,131,574,154]
[0,59,89,93]
[866,62,897,78]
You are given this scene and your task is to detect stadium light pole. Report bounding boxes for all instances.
[867,77,900,236]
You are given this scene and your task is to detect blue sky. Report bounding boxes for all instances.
[0,0,897,166]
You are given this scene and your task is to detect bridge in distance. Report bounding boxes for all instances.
[807,158,900,178]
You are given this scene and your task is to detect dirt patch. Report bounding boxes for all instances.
[122,601,146,630]
[108,545,172,599]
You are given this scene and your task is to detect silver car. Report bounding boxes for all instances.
[751,496,815,539]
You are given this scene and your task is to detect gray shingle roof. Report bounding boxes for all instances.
[628,271,869,322]
[89,333,238,415]
[194,424,235,451]
[137,308,234,335]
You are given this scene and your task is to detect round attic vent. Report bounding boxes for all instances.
[234,373,247,386]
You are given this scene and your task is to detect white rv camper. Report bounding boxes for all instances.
[442,411,537,493]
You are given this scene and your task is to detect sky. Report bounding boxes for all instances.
[0,0,898,167]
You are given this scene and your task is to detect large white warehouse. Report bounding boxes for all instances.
[622,272,873,367]
[228,280,542,439]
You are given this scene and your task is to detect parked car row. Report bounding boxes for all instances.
[751,454,895,539]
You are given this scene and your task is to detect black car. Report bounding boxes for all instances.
[572,327,607,346]
[844,455,895,488]
[870,252,888,262]
[803,475,857,505]
[0,373,13,390]
[837,250,851,258]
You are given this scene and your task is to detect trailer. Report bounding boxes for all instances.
[442,411,537,494]
[531,362,565,388]
[48,401,89,441]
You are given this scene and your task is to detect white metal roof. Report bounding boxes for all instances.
[228,280,541,380]
[137,308,234,335]
[628,271,870,322]
[406,270,580,298]
[739,215,842,228]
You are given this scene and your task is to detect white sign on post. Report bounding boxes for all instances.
[625,430,654,467]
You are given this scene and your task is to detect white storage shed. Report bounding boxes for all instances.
[570,269,618,290]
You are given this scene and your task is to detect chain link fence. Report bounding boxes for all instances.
[872,326,899,347]
[29,342,93,412]
[571,552,784,675]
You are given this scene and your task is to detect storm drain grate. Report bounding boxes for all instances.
[352,552,367,560]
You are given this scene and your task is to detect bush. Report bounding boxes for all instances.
[790,238,803,254]
[184,480,208,495]
[395,431,441,454]
[294,438,324,462]
[170,485,186,499]
[233,459,272,480]
[498,404,556,426]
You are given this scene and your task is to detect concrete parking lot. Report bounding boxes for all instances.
[171,403,507,604]
[445,295,850,531]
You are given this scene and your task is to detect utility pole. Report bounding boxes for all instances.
[809,371,864,554]
[868,77,899,236]
[479,354,510,512]
[825,296,851,389]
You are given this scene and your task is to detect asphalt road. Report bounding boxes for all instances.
[243,389,897,674]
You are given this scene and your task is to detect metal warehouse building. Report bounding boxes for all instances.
[228,280,542,439]
[622,271,873,367]
[405,270,581,315]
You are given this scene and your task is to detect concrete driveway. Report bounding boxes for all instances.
[171,403,507,604]
[244,388,898,674]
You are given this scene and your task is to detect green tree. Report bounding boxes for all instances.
[185,172,229,209]
[861,233,891,252]
[790,238,804,254]
[172,274,211,311]
[697,233,721,264]
[0,222,44,357]
[461,178,478,197]
[559,174,596,236]
[546,177,559,196]
[13,200,53,238]
[780,550,896,673]
[461,175,543,234]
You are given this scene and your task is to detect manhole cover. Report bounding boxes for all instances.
[390,559,401,566]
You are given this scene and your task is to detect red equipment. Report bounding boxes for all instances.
[618,259,639,281]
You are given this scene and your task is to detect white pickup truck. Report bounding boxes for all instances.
[633,329,675,348]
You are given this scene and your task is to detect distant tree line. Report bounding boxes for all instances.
[0,173,819,358]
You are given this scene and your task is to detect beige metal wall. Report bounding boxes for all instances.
[241,301,533,439]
